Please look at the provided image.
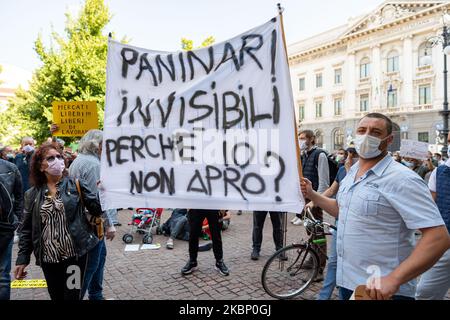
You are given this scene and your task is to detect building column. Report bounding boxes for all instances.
[402,35,414,110]
[432,27,444,107]
[371,44,381,109]
[346,51,356,115]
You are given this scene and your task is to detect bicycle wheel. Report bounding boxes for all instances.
[261,244,319,299]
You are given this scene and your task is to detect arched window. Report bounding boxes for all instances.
[387,50,399,72]
[418,43,432,66]
[315,130,324,148]
[333,128,345,151]
[360,57,371,79]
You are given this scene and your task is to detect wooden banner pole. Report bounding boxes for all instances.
[277,3,304,247]
[277,3,303,181]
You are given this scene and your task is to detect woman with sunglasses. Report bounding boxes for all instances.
[14,142,102,300]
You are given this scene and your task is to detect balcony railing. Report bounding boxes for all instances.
[358,77,370,84]
[416,64,433,74]
[386,71,400,77]
[387,107,401,113]
[354,105,433,117]
[413,104,433,111]
[354,111,370,117]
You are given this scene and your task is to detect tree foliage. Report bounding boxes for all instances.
[1,1,213,147]
[2,0,112,145]
[0,65,32,148]
[181,36,215,51]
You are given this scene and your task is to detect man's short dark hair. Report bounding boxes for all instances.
[360,113,393,135]
[299,130,315,139]
[299,130,315,145]
[338,148,348,156]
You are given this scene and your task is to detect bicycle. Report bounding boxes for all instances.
[261,207,336,299]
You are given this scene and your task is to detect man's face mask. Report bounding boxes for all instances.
[336,154,345,163]
[23,145,34,153]
[299,139,308,151]
[403,160,415,169]
[354,134,390,159]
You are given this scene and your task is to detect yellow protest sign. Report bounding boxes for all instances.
[52,101,99,137]
[11,279,48,288]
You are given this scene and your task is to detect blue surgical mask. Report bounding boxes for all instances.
[403,161,414,168]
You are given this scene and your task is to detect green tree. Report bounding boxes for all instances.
[0,65,32,148]
[181,36,215,50]
[0,105,35,148]
[4,0,113,144]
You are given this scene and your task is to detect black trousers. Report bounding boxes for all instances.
[252,211,284,252]
[188,209,223,262]
[41,254,88,300]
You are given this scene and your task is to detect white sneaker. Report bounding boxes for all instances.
[291,217,300,224]
[166,238,174,249]
[293,218,303,226]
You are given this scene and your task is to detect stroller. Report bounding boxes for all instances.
[122,208,163,244]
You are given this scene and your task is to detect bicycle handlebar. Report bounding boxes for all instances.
[304,207,336,231]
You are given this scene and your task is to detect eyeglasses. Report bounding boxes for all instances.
[45,154,63,163]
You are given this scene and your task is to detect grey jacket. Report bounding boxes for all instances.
[0,159,23,227]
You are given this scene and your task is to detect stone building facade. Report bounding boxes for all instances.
[288,0,450,153]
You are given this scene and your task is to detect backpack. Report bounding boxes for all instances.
[310,148,338,186]
[0,177,13,223]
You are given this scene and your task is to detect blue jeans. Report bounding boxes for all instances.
[339,287,415,300]
[81,239,107,300]
[0,238,13,300]
[317,228,342,300]
[416,248,450,300]
[171,215,189,241]
[107,209,118,225]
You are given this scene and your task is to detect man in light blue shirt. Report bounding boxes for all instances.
[301,113,450,300]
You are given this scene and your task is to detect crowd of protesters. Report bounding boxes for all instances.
[1,112,450,300]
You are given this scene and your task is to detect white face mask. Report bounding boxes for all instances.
[354,134,389,159]
[23,145,34,153]
[299,140,308,151]
[403,161,415,169]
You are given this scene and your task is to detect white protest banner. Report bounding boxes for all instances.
[100,17,304,213]
[399,139,429,160]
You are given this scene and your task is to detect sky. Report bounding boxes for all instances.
[0,0,382,73]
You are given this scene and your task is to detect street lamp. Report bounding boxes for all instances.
[422,12,450,158]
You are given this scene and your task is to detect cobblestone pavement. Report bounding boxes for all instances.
[10,210,449,300]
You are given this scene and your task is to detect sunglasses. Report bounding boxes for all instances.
[45,154,63,163]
